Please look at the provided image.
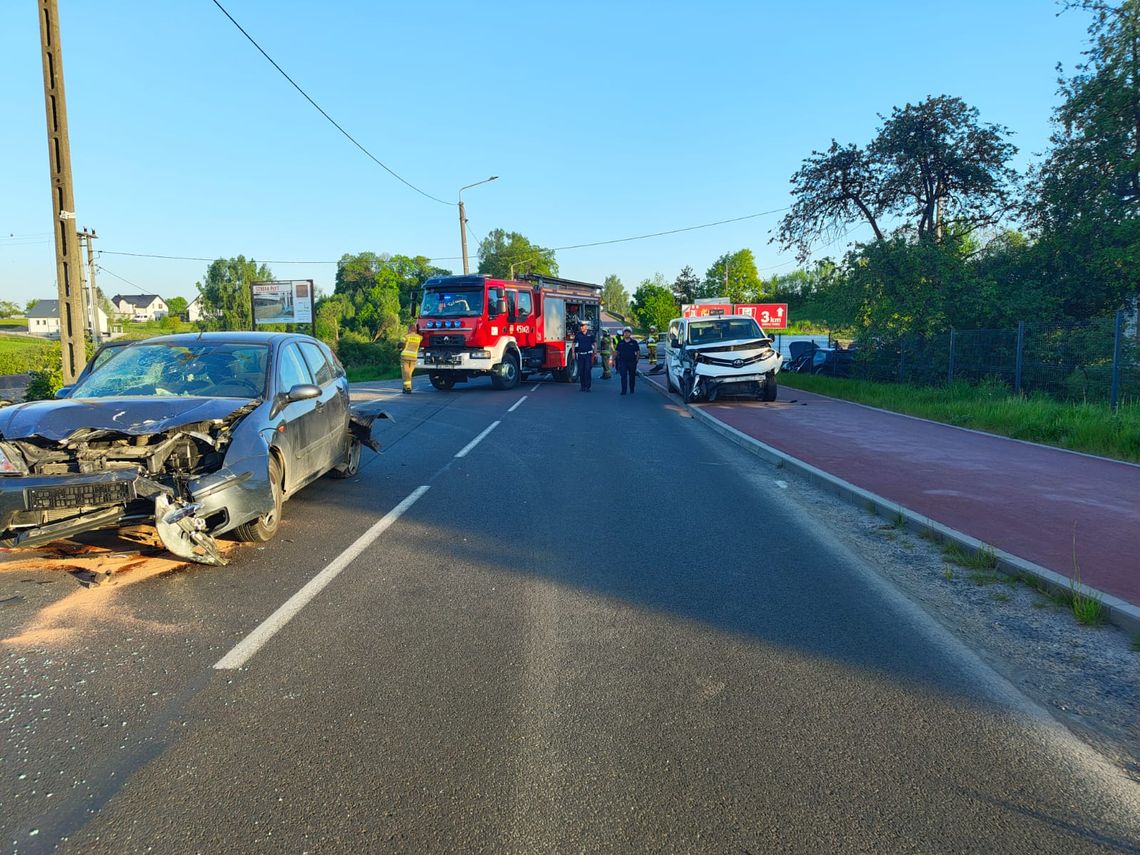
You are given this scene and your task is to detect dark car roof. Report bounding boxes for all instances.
[117,331,310,347]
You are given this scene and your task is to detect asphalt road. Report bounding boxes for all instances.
[2,371,1138,853]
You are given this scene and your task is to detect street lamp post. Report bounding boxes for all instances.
[459,176,498,274]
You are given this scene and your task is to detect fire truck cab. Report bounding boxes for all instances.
[417,274,602,390]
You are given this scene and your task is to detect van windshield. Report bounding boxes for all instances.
[420,288,484,317]
[687,318,763,345]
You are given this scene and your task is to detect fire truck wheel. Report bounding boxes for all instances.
[492,352,520,390]
[429,373,455,390]
[557,354,579,383]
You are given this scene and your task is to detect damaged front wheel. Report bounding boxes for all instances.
[235,456,282,543]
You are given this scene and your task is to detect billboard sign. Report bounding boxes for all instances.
[251,280,314,326]
[733,303,788,329]
[681,303,733,318]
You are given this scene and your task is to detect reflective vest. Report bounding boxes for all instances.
[402,332,422,359]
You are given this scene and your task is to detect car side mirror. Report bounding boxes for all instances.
[286,383,320,402]
[55,385,73,399]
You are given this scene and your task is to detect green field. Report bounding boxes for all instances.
[780,373,1140,463]
[0,333,58,374]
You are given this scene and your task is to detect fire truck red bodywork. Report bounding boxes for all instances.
[417,274,602,389]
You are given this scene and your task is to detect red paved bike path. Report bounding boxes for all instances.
[689,388,1139,609]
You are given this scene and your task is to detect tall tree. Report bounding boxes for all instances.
[477,229,558,278]
[334,252,401,341]
[672,265,700,304]
[776,97,1018,259]
[1031,0,1140,317]
[196,256,273,331]
[630,274,679,331]
[166,296,189,317]
[701,249,761,302]
[601,274,630,317]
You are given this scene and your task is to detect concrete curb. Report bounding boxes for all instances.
[640,369,1140,636]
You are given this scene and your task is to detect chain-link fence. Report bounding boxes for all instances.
[848,311,1139,409]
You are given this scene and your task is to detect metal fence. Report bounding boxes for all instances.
[849,311,1139,409]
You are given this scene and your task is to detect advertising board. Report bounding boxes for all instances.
[251,280,314,327]
[733,303,788,329]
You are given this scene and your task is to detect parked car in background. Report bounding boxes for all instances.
[664,315,782,401]
[0,332,386,565]
[786,341,856,377]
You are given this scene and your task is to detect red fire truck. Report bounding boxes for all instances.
[416,274,603,390]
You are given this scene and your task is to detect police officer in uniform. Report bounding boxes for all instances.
[599,330,614,380]
[401,322,422,394]
[647,325,658,365]
[574,319,595,391]
[615,326,640,394]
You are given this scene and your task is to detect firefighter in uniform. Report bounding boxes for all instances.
[647,325,658,365]
[599,330,614,379]
[574,319,595,391]
[401,322,422,394]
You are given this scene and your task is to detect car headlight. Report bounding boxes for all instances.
[0,442,28,475]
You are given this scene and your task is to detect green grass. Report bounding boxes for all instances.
[942,541,998,571]
[345,365,400,382]
[991,591,1011,603]
[0,318,28,330]
[0,333,57,374]
[1130,635,1140,652]
[968,570,1004,587]
[779,374,1140,463]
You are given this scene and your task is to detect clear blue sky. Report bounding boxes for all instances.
[1,1,1091,306]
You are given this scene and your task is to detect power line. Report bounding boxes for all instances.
[95,264,153,294]
[100,205,793,267]
[208,0,450,206]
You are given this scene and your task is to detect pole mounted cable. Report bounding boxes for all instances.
[208,0,450,206]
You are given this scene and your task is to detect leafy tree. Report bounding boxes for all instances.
[0,300,20,318]
[777,97,1018,259]
[701,249,761,302]
[630,274,679,331]
[476,229,558,278]
[601,274,629,317]
[166,296,189,317]
[196,256,273,331]
[334,252,401,341]
[1030,0,1140,317]
[672,265,700,304]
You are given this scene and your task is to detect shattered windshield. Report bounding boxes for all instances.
[69,343,270,399]
[687,319,763,345]
[420,288,484,317]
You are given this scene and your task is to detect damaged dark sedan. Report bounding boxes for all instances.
[0,332,386,566]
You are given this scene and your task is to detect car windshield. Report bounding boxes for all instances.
[420,288,484,317]
[687,318,763,345]
[69,342,270,399]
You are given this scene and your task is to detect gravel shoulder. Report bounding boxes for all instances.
[772,461,1140,779]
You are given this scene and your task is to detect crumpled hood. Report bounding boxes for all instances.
[0,397,257,442]
[687,337,773,353]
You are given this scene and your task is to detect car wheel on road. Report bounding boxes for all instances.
[666,368,676,393]
[762,374,778,402]
[429,373,456,390]
[330,437,361,479]
[235,456,283,543]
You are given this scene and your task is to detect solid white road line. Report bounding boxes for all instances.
[455,420,501,458]
[530,383,541,392]
[213,485,431,670]
[508,395,528,413]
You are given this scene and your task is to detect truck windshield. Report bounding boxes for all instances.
[420,288,484,318]
[687,318,763,345]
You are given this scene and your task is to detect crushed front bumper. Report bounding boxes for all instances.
[0,469,237,566]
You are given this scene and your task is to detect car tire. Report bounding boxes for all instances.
[330,437,361,479]
[762,374,778,402]
[235,456,283,543]
[491,352,520,390]
[666,368,676,393]
[429,372,455,391]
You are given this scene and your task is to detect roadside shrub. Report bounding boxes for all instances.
[24,365,63,401]
[336,338,400,373]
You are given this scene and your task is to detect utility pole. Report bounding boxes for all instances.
[38,0,87,382]
[79,228,101,345]
[459,199,470,275]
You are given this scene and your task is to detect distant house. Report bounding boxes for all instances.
[184,295,204,323]
[26,299,110,338]
[111,293,168,322]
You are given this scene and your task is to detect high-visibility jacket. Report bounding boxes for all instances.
[401,332,422,359]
